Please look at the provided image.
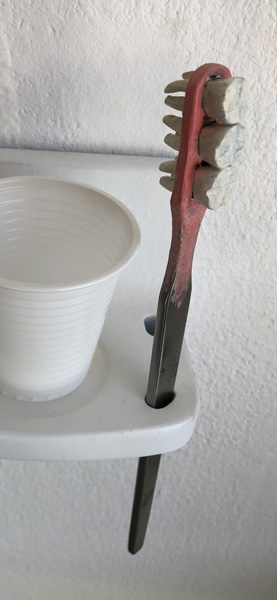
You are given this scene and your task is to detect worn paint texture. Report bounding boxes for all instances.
[163,63,231,307]
[0,1,276,599]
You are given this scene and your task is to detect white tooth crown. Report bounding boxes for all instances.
[159,160,177,174]
[164,95,184,111]
[193,166,236,209]
[182,70,194,80]
[203,77,247,125]
[164,80,188,93]
[164,133,181,151]
[199,124,246,169]
[160,176,175,192]
[163,115,182,134]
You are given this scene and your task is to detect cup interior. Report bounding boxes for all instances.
[0,177,140,291]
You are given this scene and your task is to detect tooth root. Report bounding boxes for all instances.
[159,160,177,174]
[182,70,194,80]
[160,176,175,192]
[164,133,181,151]
[164,79,188,93]
[164,95,184,111]
[203,77,247,125]
[193,166,236,209]
[199,124,246,169]
[163,115,182,134]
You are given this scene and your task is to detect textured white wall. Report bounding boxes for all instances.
[0,0,275,157]
[0,1,276,599]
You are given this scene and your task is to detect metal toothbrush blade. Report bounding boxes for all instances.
[128,281,192,554]
[145,281,192,408]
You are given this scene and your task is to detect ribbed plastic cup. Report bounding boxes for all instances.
[0,176,140,401]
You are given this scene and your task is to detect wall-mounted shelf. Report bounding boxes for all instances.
[0,149,198,461]
[0,291,198,461]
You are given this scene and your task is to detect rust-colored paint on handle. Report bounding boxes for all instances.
[162,63,231,307]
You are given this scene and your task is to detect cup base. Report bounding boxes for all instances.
[0,368,90,402]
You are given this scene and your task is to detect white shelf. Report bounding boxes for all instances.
[0,149,198,461]
[0,294,198,461]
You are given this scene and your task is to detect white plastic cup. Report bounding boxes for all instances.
[0,176,140,401]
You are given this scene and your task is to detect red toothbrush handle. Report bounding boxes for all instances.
[163,63,231,307]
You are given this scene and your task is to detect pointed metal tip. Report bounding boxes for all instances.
[128,455,162,556]
[128,538,144,555]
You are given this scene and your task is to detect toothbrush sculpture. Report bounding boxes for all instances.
[128,63,246,554]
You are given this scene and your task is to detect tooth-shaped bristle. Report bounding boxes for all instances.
[193,166,236,209]
[159,160,177,174]
[199,124,246,169]
[182,70,194,80]
[160,176,175,192]
[163,115,182,134]
[203,77,247,125]
[164,80,188,93]
[164,95,184,111]
[164,133,181,151]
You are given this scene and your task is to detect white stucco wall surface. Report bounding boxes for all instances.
[0,1,276,600]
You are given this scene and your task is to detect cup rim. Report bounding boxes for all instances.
[0,176,141,292]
